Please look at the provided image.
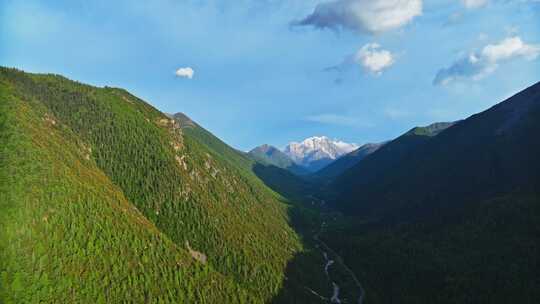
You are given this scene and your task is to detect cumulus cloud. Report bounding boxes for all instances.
[293,0,422,34]
[175,67,194,79]
[355,43,395,74]
[434,36,540,85]
[328,43,395,77]
[461,0,489,8]
[482,37,539,61]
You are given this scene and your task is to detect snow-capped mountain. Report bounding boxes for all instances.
[283,136,358,172]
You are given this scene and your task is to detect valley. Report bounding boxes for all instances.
[3,0,540,302]
[1,67,539,303]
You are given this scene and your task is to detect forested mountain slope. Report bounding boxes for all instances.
[320,82,540,303]
[172,112,340,302]
[0,77,252,303]
[334,82,540,220]
[329,121,454,217]
[313,142,385,181]
[0,67,307,303]
[173,112,255,175]
[173,112,315,204]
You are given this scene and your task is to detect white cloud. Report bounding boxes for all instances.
[294,0,422,34]
[434,36,540,85]
[461,0,489,9]
[325,43,395,80]
[482,36,540,61]
[354,43,395,75]
[175,67,195,79]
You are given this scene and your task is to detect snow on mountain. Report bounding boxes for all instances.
[283,136,358,172]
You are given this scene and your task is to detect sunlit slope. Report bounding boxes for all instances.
[173,112,256,174]
[173,112,315,204]
[0,67,302,302]
[172,116,332,303]
[0,82,252,303]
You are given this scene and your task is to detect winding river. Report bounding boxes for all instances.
[314,222,365,304]
[321,251,341,303]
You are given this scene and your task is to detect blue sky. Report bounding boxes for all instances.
[2,0,540,151]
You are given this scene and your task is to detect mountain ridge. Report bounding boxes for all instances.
[313,141,386,181]
[0,67,315,303]
[0,72,256,303]
[248,144,310,176]
[318,81,540,303]
[4,65,540,304]
[333,82,540,219]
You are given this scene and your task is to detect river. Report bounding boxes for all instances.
[314,222,365,304]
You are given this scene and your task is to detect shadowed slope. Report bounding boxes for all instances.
[314,142,385,181]
[320,82,540,304]
[334,82,540,219]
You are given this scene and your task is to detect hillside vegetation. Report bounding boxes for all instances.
[0,78,254,303]
[4,66,538,304]
[323,82,540,303]
[0,67,320,303]
[173,113,316,205]
[334,85,540,220]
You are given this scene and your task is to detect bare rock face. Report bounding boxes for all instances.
[185,241,207,264]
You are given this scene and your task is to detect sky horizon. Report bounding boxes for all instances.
[2,0,540,151]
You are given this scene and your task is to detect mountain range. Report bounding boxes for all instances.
[250,136,358,174]
[2,66,539,304]
[283,136,358,172]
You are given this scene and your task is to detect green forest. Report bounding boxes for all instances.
[0,67,337,303]
[1,67,539,304]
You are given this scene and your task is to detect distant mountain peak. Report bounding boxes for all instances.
[253,144,278,153]
[283,136,358,172]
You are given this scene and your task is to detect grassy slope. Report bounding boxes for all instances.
[0,82,251,303]
[0,67,303,302]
